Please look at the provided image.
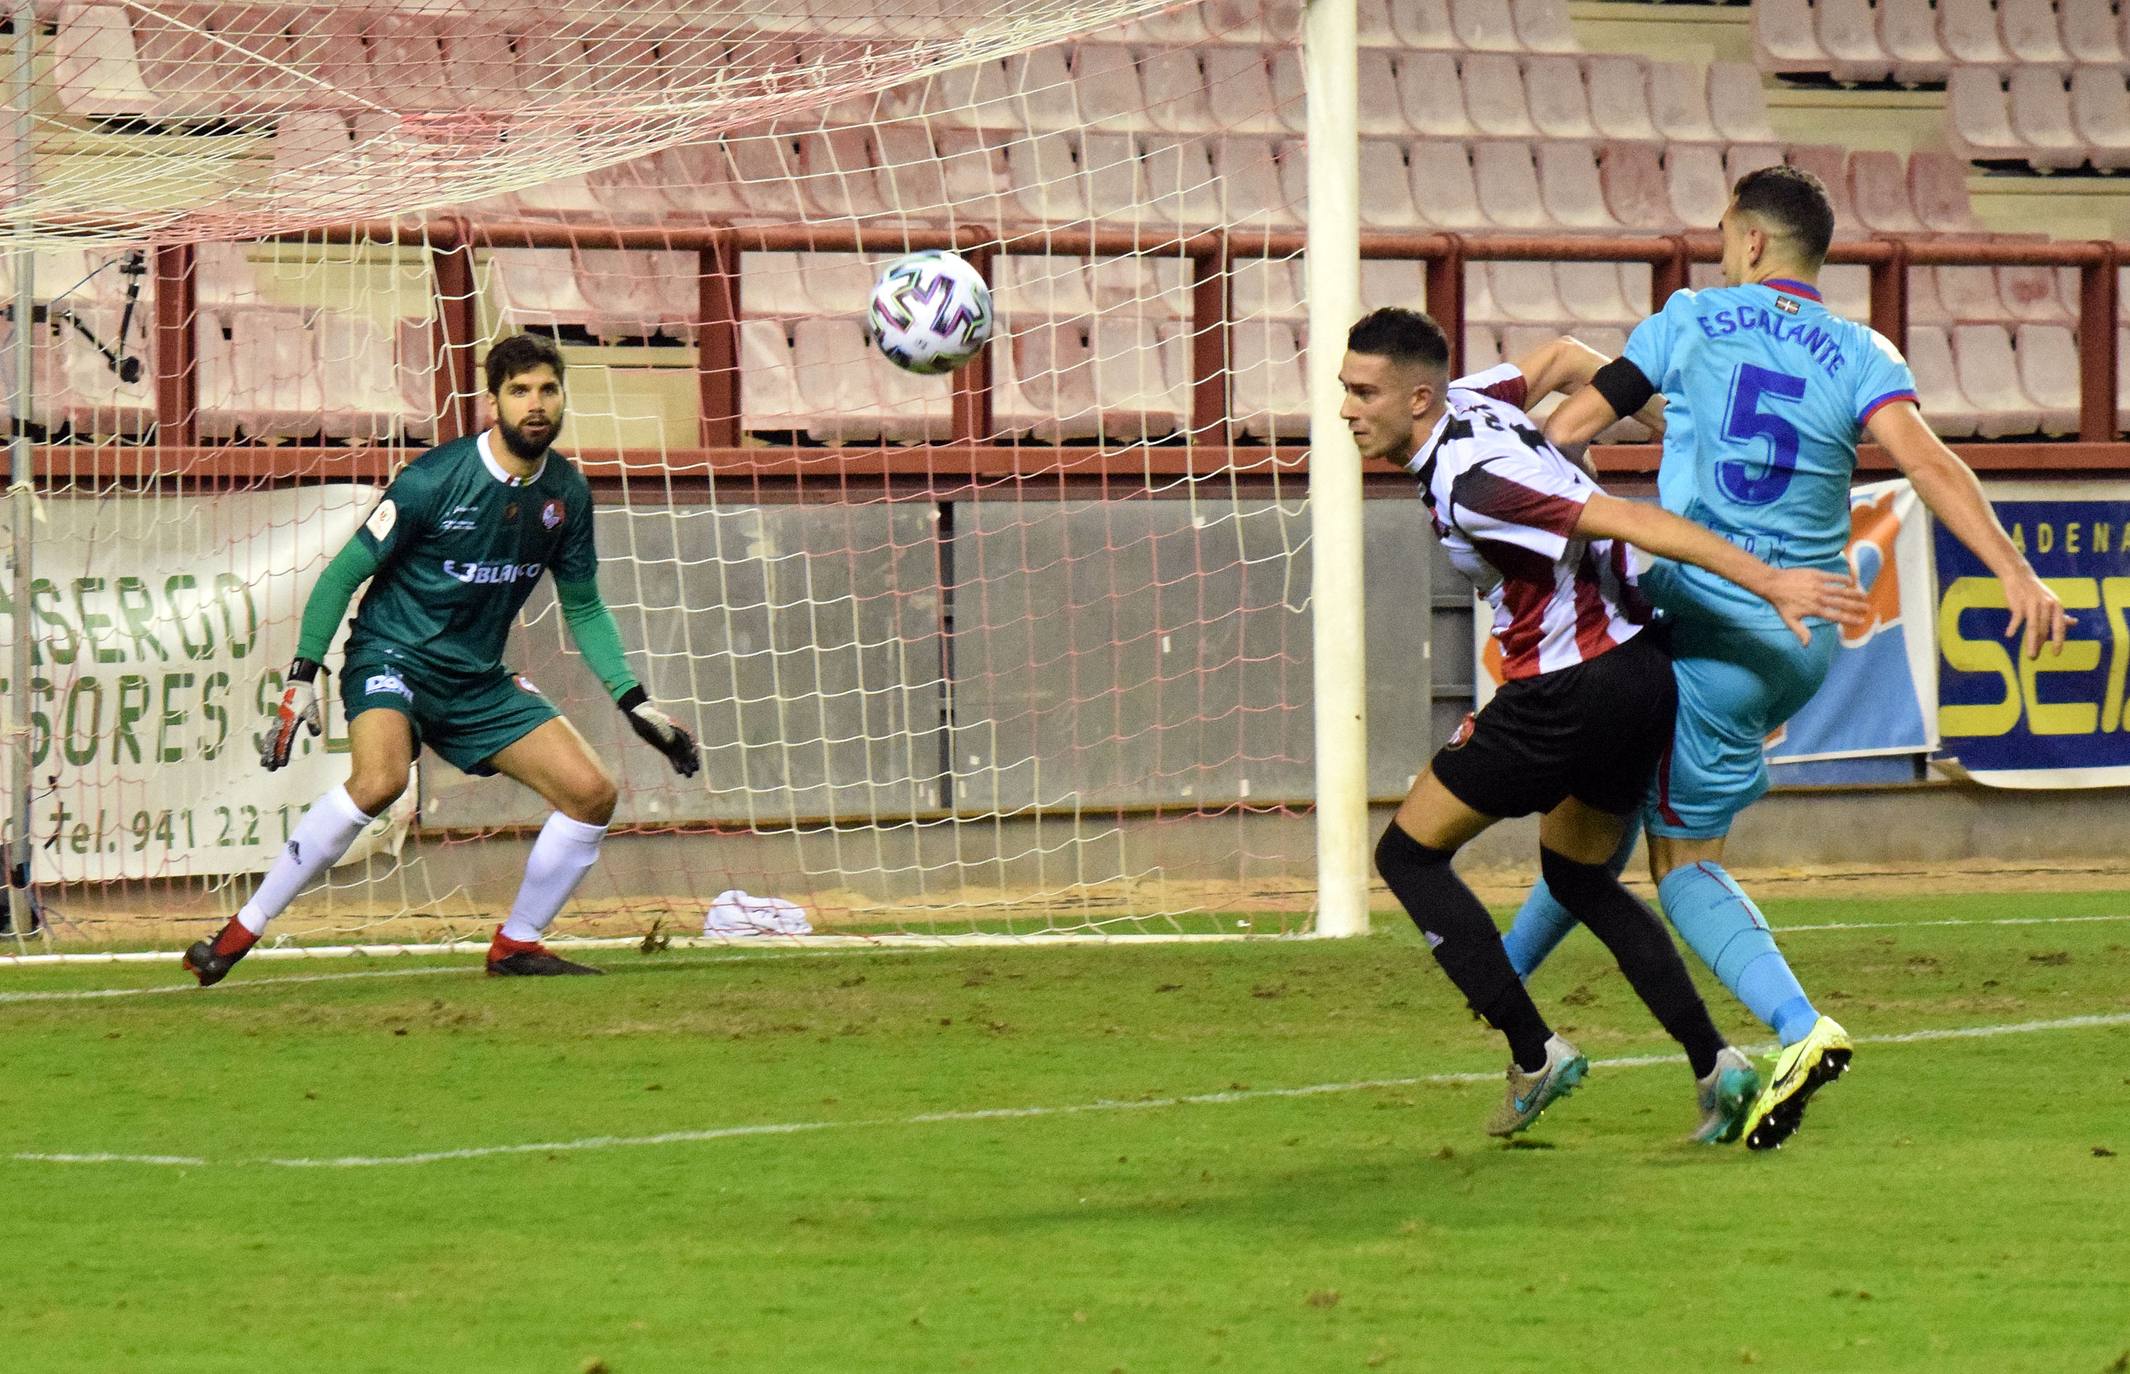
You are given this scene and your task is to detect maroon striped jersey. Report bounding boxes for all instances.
[1404,363,1651,680]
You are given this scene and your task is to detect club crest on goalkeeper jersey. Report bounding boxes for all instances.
[345,431,599,678]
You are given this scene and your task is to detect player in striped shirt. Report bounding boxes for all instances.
[1342,307,1869,1141]
[1502,166,2068,1148]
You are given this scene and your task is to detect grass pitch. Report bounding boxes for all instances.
[5,889,2128,1374]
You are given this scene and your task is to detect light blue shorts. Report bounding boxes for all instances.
[1640,561,1840,841]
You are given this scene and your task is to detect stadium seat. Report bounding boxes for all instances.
[1400,53,1474,139]
[2071,67,2130,171]
[513,33,595,103]
[1232,322,1308,440]
[1139,137,1219,227]
[487,249,596,333]
[1523,54,1595,140]
[1725,143,1786,187]
[440,30,520,113]
[740,252,810,319]
[1948,70,2025,162]
[1393,0,1457,49]
[997,255,1094,319]
[1268,47,1307,132]
[2015,324,2081,436]
[1463,54,1537,139]
[1554,260,1636,327]
[55,304,155,436]
[1357,139,1422,228]
[1360,257,1427,313]
[795,128,890,220]
[1089,318,1186,439]
[2064,3,2126,67]
[1751,0,1825,77]
[1939,0,2012,66]
[998,319,1102,442]
[2007,68,2087,170]
[1848,150,1925,234]
[133,4,224,121]
[1708,61,1779,144]
[54,7,155,117]
[366,16,453,112]
[1907,265,1955,327]
[1235,257,1304,321]
[1952,324,2041,438]
[1584,56,1658,143]
[1905,326,1981,437]
[316,313,419,441]
[724,135,808,219]
[1010,46,1080,133]
[1649,61,1720,144]
[1141,48,1214,134]
[1451,0,1523,53]
[798,252,876,317]
[1510,0,1579,55]
[1215,137,1298,231]
[1474,141,1549,230]
[1358,0,1398,48]
[1816,0,1893,84]
[1877,0,1953,86]
[658,142,750,220]
[1203,47,1286,135]
[1462,322,1503,374]
[737,319,806,435]
[933,130,1014,225]
[1357,52,1410,137]
[1664,145,1730,228]
[873,126,951,221]
[1535,141,1617,230]
[1909,150,1978,230]
[586,152,681,224]
[1409,141,1489,230]
[1003,133,1084,224]
[1489,261,1565,324]
[1820,263,1871,320]
[1936,266,2007,323]
[1464,264,1504,323]
[792,317,951,443]
[1998,264,2073,323]
[1088,254,1185,318]
[1998,0,2069,66]
[575,250,694,341]
[234,309,325,439]
[1784,145,1862,233]
[929,54,1014,130]
[1073,44,1152,133]
[1598,143,1673,230]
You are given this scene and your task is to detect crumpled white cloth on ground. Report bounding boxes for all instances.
[702,889,814,937]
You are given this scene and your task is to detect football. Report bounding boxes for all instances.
[865,249,995,376]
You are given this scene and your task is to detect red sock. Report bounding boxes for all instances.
[210,919,258,959]
[487,925,542,958]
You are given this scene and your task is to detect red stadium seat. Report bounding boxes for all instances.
[1004,133,1086,223]
[1752,0,1825,77]
[1584,56,1658,143]
[1464,263,1504,324]
[1463,53,1536,140]
[1523,54,1595,141]
[998,320,1101,443]
[1665,145,1730,228]
[1878,0,1953,86]
[740,252,812,320]
[1087,131,1155,223]
[873,126,952,223]
[1948,69,2025,162]
[365,15,452,112]
[1908,150,1978,231]
[1784,144,1862,233]
[487,250,595,334]
[2063,2,2126,67]
[1725,143,1785,187]
[1997,264,2074,324]
[1089,318,1186,439]
[1935,266,2008,323]
[1598,143,1672,230]
[795,128,889,221]
[2015,324,2081,436]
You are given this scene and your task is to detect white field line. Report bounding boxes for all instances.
[10,1010,2128,1170]
[5,908,2126,976]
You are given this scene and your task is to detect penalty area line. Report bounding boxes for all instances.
[10,1010,2128,1171]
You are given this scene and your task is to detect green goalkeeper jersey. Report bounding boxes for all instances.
[345,432,599,679]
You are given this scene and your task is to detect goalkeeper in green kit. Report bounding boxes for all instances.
[184,335,700,984]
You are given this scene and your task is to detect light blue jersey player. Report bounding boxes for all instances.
[1500,165,2068,1149]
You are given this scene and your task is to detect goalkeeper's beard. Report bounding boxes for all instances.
[498,412,564,461]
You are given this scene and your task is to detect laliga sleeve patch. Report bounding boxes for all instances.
[364,498,398,541]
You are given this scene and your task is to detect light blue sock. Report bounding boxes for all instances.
[1502,821,1642,979]
[1656,862,1819,1046]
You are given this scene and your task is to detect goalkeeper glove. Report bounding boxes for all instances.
[261,658,325,772]
[619,686,700,778]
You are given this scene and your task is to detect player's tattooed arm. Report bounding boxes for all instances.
[1575,493,1872,646]
[1868,398,2070,659]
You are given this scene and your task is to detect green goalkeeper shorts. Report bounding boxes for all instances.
[341,657,562,777]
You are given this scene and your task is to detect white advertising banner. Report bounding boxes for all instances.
[0,485,382,882]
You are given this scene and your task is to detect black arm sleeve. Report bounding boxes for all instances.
[1589,355,1657,421]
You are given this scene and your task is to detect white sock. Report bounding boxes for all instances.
[499,812,608,944]
[236,786,376,936]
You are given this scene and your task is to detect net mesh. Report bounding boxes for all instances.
[5,0,1349,948]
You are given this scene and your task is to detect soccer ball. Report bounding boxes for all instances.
[865,249,995,376]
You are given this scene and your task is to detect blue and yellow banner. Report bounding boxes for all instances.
[1934,481,2130,788]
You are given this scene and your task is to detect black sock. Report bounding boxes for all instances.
[1377,822,1553,1072]
[1540,846,1724,1079]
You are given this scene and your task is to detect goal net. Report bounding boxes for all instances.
[2,0,1399,952]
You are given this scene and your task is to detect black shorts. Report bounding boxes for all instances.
[1430,628,1678,820]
